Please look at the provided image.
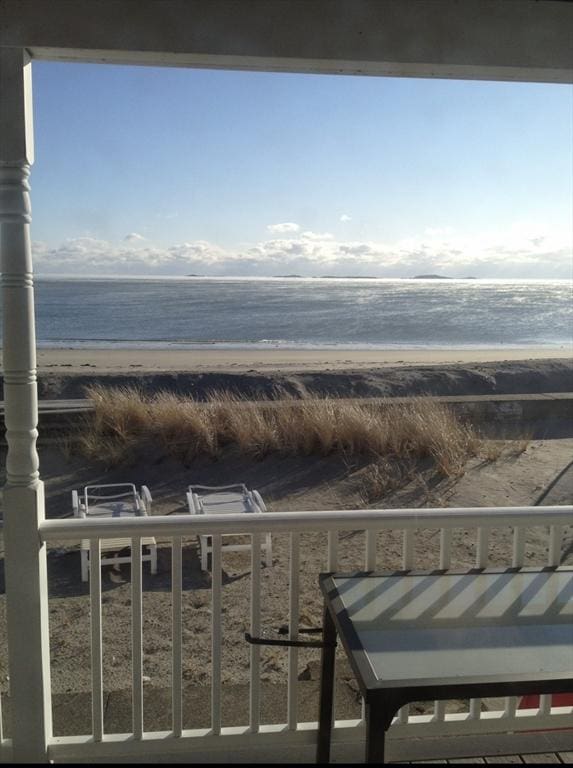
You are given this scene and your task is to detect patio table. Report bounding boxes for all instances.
[317,567,573,764]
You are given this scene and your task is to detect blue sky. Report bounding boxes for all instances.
[30,62,572,278]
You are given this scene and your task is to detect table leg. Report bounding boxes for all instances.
[365,700,387,764]
[316,604,337,764]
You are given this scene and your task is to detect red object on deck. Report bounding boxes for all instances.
[519,693,573,708]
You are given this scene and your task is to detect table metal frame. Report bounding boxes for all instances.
[317,567,573,764]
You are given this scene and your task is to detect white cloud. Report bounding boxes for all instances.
[300,231,334,241]
[266,222,300,234]
[124,232,146,242]
[339,214,352,222]
[32,225,572,279]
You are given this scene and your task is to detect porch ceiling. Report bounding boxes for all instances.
[0,0,572,82]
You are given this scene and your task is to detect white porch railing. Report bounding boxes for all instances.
[1,504,565,763]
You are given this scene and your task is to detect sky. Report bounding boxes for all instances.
[29,61,572,279]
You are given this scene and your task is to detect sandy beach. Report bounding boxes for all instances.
[34,345,572,374]
[26,348,573,402]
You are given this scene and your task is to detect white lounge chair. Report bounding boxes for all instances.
[186,484,272,571]
[72,483,158,582]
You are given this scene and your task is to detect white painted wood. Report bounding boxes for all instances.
[89,540,104,742]
[439,528,452,570]
[249,533,261,733]
[40,506,573,542]
[548,524,563,566]
[172,536,183,737]
[397,528,415,724]
[470,526,491,720]
[211,535,222,735]
[287,533,300,730]
[434,525,451,722]
[326,530,338,724]
[365,530,376,571]
[512,526,526,566]
[132,537,143,740]
[536,526,565,719]
[475,526,490,569]
[402,528,414,569]
[327,530,338,571]
[504,525,528,718]
[36,507,573,750]
[44,707,573,764]
[0,46,52,763]
[362,527,375,723]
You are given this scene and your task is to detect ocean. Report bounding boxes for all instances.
[9,277,573,350]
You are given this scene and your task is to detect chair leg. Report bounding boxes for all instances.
[265,534,272,567]
[150,544,158,574]
[81,550,89,582]
[201,536,208,571]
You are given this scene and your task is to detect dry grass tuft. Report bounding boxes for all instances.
[79,386,482,477]
[479,437,530,463]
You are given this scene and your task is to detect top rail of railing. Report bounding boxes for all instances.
[39,505,573,542]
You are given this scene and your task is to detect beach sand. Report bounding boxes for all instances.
[34,345,572,374]
[27,348,573,402]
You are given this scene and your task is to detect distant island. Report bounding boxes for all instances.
[318,275,379,279]
[413,274,477,280]
[185,273,479,280]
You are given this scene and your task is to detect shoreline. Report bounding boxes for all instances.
[31,345,572,374]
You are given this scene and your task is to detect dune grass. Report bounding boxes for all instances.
[79,385,483,477]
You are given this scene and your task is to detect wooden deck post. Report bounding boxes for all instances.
[0,47,52,762]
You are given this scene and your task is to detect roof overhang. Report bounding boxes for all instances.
[1,0,572,83]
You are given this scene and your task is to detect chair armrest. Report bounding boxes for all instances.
[140,485,152,513]
[72,490,80,517]
[251,490,267,513]
[186,491,198,514]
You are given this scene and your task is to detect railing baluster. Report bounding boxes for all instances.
[249,532,261,733]
[402,529,414,570]
[327,530,338,571]
[132,536,143,740]
[469,527,490,720]
[326,530,338,727]
[504,525,527,719]
[475,526,489,569]
[512,526,526,567]
[211,534,222,735]
[397,529,415,725]
[90,539,103,741]
[548,524,563,566]
[538,525,564,718]
[172,536,183,737]
[434,528,452,722]
[439,528,452,570]
[365,529,376,571]
[362,529,377,722]
[287,533,300,730]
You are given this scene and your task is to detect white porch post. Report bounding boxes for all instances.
[0,47,52,761]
